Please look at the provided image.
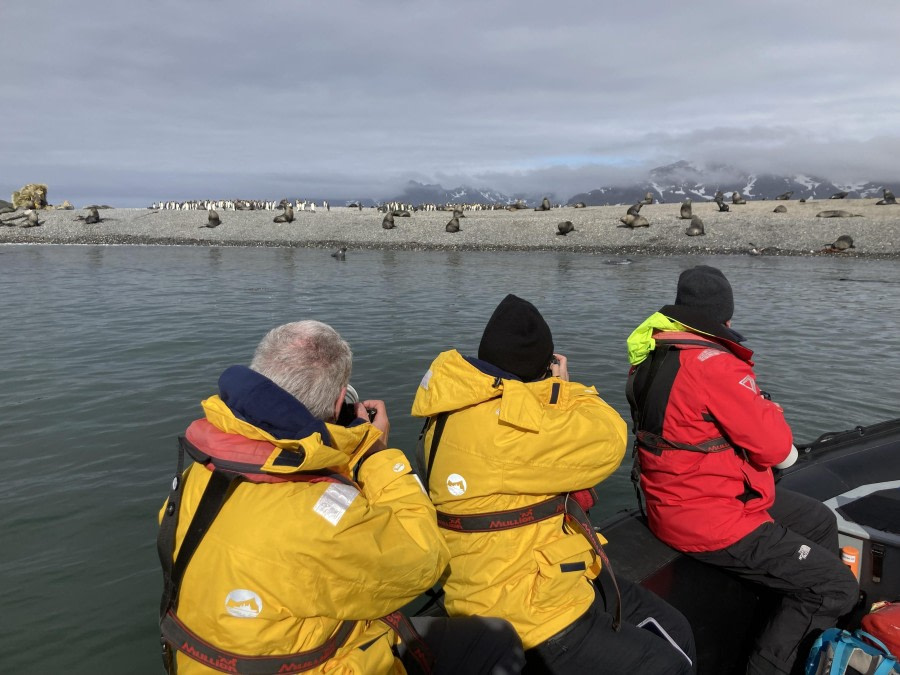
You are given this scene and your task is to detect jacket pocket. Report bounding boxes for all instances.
[531,535,594,610]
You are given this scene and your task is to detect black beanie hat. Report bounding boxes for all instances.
[675,265,734,324]
[478,294,554,381]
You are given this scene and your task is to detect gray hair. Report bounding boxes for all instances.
[249,320,352,421]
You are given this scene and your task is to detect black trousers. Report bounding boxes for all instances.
[522,576,697,674]
[403,615,526,675]
[690,488,859,675]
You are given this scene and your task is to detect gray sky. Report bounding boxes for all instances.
[3,0,899,206]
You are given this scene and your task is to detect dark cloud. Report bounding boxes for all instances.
[3,0,899,206]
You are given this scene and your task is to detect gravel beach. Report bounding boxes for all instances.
[2,200,899,257]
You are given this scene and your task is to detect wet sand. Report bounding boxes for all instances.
[2,200,899,257]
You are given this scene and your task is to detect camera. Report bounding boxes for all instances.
[336,384,376,426]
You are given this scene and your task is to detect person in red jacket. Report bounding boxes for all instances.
[626,265,858,675]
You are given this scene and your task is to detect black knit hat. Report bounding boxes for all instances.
[675,265,734,324]
[478,294,554,381]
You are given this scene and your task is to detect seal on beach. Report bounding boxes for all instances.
[799,198,807,203]
[22,210,42,228]
[573,202,586,208]
[642,192,654,205]
[823,235,855,253]
[716,200,730,212]
[816,210,862,218]
[732,192,746,205]
[679,199,692,219]
[684,215,704,236]
[876,189,897,205]
[556,221,575,236]
[331,246,347,260]
[453,208,466,219]
[200,210,221,228]
[619,214,649,228]
[73,207,101,224]
[773,205,787,213]
[776,191,793,200]
[273,204,294,223]
[626,202,643,217]
[445,217,460,233]
[393,210,411,218]
[534,197,552,212]
[830,191,849,200]
[382,212,396,229]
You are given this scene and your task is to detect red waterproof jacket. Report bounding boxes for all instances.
[626,310,794,552]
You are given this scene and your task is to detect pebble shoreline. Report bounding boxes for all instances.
[2,200,899,257]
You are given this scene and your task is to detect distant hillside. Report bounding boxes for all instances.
[567,160,900,206]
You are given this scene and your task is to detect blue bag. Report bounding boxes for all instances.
[806,627,899,674]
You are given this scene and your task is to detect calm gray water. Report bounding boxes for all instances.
[2,244,898,673]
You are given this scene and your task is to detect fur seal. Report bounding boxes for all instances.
[679,199,692,219]
[626,202,643,217]
[200,210,221,228]
[556,221,575,236]
[876,189,896,205]
[773,205,787,213]
[604,258,634,265]
[445,217,460,233]
[830,191,849,200]
[732,192,746,205]
[534,197,551,212]
[684,215,704,236]
[453,208,466,219]
[331,247,347,260]
[816,210,861,218]
[573,202,586,209]
[823,235,855,253]
[393,210,411,217]
[714,190,724,202]
[382,212,396,229]
[619,214,649,228]
[642,192,654,205]
[716,200,730,212]
[273,204,294,223]
[776,191,793,200]
[22,210,42,228]
[799,198,807,203]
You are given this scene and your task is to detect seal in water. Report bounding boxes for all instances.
[331,247,347,260]
[684,215,704,236]
[382,212,396,229]
[776,191,793,200]
[604,258,634,265]
[816,210,862,218]
[732,192,746,205]
[679,199,692,219]
[200,210,221,228]
[556,221,575,235]
[445,217,460,233]
[823,235,855,252]
[830,191,849,200]
[773,205,787,213]
[273,204,294,223]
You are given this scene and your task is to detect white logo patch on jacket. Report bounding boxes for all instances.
[738,375,758,393]
[698,348,723,362]
[314,483,359,526]
[797,545,811,561]
[447,473,467,496]
[225,589,263,618]
[419,369,433,391]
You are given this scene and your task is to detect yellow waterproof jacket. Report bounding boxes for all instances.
[160,394,449,674]
[411,350,627,648]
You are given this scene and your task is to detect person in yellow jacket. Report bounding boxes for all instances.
[412,295,697,674]
[158,320,525,675]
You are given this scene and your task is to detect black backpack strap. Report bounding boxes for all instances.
[158,436,241,672]
[424,412,449,486]
[381,612,435,675]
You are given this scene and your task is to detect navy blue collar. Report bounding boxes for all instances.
[464,356,524,381]
[217,365,332,445]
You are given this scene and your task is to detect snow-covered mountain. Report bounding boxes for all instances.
[567,161,899,206]
[390,181,530,207]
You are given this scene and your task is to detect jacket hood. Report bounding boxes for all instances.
[627,311,753,366]
[200,365,381,472]
[411,350,552,432]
